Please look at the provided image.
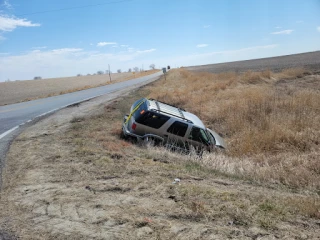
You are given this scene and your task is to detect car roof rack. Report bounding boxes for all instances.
[148,99,193,124]
[148,98,186,112]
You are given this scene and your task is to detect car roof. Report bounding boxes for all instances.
[147,99,205,129]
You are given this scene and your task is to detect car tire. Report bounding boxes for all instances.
[120,129,128,140]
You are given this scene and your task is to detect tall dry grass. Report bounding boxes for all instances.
[147,68,320,190]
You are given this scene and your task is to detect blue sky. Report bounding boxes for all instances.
[0,0,320,81]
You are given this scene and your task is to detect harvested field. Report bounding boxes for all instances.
[0,67,319,239]
[0,70,158,106]
[186,51,320,74]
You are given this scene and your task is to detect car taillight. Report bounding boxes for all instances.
[132,122,137,130]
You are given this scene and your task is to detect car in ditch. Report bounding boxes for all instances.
[122,98,225,152]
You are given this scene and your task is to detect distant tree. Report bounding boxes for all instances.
[5,79,10,82]
[117,69,122,73]
[97,71,104,75]
[77,74,82,77]
[105,70,110,74]
[149,64,155,70]
[128,68,132,73]
[34,76,42,80]
[87,73,91,76]
[133,67,139,72]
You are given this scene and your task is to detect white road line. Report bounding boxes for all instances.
[0,126,19,140]
[0,94,104,141]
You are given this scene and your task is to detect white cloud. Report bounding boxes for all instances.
[200,44,278,56]
[50,48,82,54]
[0,15,40,32]
[275,26,282,29]
[196,44,208,48]
[97,42,117,47]
[271,29,294,35]
[0,47,157,81]
[152,44,280,69]
[317,27,320,32]
[136,48,156,53]
[32,46,47,50]
[203,25,211,28]
[2,0,12,9]
[120,45,129,47]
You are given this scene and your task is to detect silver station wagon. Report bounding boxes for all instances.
[122,98,225,152]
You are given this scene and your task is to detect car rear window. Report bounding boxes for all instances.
[136,111,169,129]
[132,99,147,120]
[167,121,188,137]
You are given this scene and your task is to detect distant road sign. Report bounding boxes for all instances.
[162,68,166,73]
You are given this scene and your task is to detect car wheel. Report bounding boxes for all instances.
[120,129,127,140]
[144,136,155,146]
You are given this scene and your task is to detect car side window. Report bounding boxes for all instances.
[167,121,188,137]
[189,127,209,144]
[136,111,169,129]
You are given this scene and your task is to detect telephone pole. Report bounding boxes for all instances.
[108,64,111,82]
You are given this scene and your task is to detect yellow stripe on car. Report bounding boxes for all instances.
[124,98,148,125]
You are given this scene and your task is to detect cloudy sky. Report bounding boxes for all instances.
[0,0,320,81]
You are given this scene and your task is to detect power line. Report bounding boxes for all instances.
[17,0,133,17]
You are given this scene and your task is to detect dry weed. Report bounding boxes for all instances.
[147,68,320,190]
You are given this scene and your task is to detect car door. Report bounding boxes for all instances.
[187,126,210,151]
[164,121,189,150]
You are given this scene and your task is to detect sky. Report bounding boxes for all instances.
[0,0,320,81]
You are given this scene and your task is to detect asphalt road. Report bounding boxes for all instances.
[0,71,162,138]
[186,51,320,73]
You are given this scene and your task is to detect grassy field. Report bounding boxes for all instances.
[0,68,319,239]
[0,70,159,106]
[147,68,320,191]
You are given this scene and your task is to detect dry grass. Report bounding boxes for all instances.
[0,70,159,106]
[0,68,319,239]
[147,68,320,191]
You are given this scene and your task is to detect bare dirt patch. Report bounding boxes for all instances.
[0,70,158,106]
[0,69,319,239]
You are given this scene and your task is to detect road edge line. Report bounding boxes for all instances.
[0,95,104,141]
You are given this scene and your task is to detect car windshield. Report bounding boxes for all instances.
[206,129,216,145]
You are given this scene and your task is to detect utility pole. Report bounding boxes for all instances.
[108,64,111,82]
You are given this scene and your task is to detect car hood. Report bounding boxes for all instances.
[207,128,226,149]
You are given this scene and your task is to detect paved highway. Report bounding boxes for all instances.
[0,71,163,139]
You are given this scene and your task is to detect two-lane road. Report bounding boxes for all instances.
[0,71,163,139]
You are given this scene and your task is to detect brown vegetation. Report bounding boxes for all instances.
[147,68,320,190]
[0,68,319,239]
